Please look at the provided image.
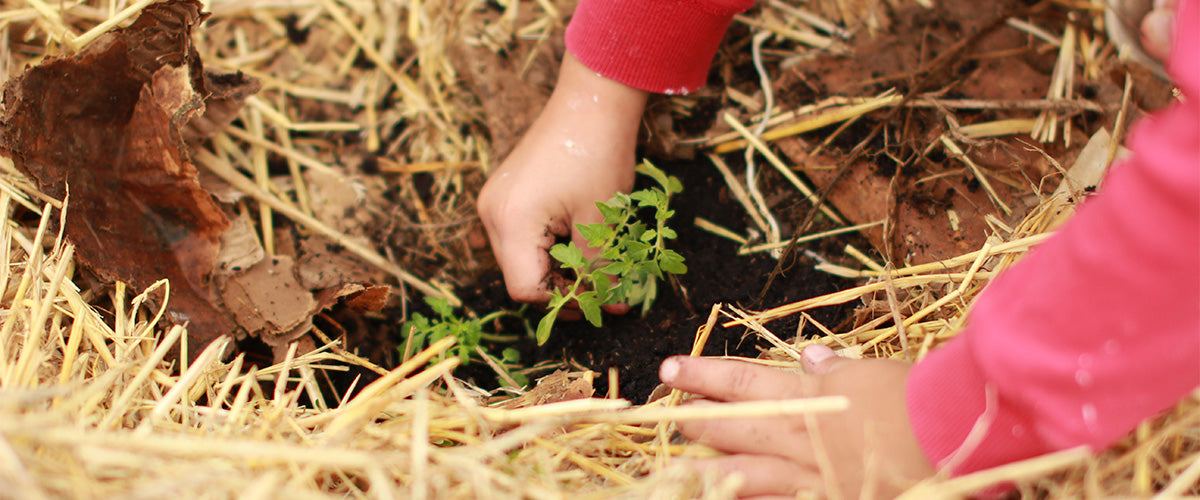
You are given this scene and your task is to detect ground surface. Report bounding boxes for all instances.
[0,0,1156,406]
[292,0,1154,402]
[475,159,854,403]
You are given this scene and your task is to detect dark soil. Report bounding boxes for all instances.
[457,156,856,404]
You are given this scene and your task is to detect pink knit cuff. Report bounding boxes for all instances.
[906,337,1053,477]
[565,0,753,94]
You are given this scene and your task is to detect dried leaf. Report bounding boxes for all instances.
[215,213,266,274]
[218,255,317,344]
[184,71,262,140]
[341,285,390,312]
[495,370,595,409]
[295,234,376,290]
[0,0,247,350]
[312,282,391,313]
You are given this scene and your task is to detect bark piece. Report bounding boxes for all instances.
[0,0,243,350]
[219,255,317,345]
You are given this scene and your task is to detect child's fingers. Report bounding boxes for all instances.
[674,401,815,458]
[601,302,631,314]
[1141,6,1174,60]
[691,455,825,499]
[484,215,561,304]
[800,344,854,375]
[659,356,812,402]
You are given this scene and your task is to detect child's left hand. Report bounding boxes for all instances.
[659,345,936,499]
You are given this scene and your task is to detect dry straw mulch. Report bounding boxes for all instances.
[0,0,1196,498]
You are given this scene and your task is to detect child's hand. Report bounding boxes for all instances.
[1140,0,1175,61]
[659,345,936,499]
[477,52,648,307]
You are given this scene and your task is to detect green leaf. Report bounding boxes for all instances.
[629,190,657,207]
[511,372,529,387]
[409,314,430,332]
[659,227,677,240]
[536,309,559,345]
[615,278,637,304]
[635,160,672,190]
[652,189,670,209]
[426,297,454,318]
[410,331,428,351]
[577,223,613,248]
[659,250,688,274]
[624,239,652,254]
[428,326,447,343]
[639,279,659,315]
[596,202,623,222]
[600,262,628,275]
[591,272,612,299]
[625,281,647,305]
[502,347,521,363]
[546,290,570,309]
[634,260,662,278]
[640,229,657,242]
[576,291,603,327]
[549,242,586,269]
[666,177,683,195]
[627,222,648,241]
[463,322,482,346]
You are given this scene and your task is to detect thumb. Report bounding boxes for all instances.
[800,344,848,375]
[488,216,559,304]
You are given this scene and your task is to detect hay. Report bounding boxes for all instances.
[0,0,1197,498]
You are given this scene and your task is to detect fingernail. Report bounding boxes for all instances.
[802,344,836,366]
[660,357,680,383]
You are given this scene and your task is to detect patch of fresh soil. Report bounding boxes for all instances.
[458,157,855,404]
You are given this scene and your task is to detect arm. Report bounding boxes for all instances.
[907,0,1200,474]
[476,52,647,304]
[478,0,753,305]
[567,0,756,94]
[657,3,1197,497]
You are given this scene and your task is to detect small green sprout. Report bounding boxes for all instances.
[536,160,687,345]
[402,297,528,386]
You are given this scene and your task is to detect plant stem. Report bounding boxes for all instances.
[480,332,520,343]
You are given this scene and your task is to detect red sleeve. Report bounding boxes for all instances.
[906,0,1200,476]
[565,0,755,94]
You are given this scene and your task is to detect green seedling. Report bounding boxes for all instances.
[402,297,528,387]
[536,160,687,345]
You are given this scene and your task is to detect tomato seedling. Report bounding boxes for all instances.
[536,160,687,345]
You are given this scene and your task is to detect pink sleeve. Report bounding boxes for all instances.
[906,0,1200,476]
[565,0,755,94]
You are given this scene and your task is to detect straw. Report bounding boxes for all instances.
[0,1,1193,498]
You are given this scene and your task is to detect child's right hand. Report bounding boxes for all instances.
[477,52,649,308]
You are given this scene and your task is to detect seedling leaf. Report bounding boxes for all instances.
[549,242,586,270]
[659,249,688,274]
[536,309,558,345]
[577,291,603,326]
[596,202,622,221]
[534,159,688,341]
[578,223,612,247]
